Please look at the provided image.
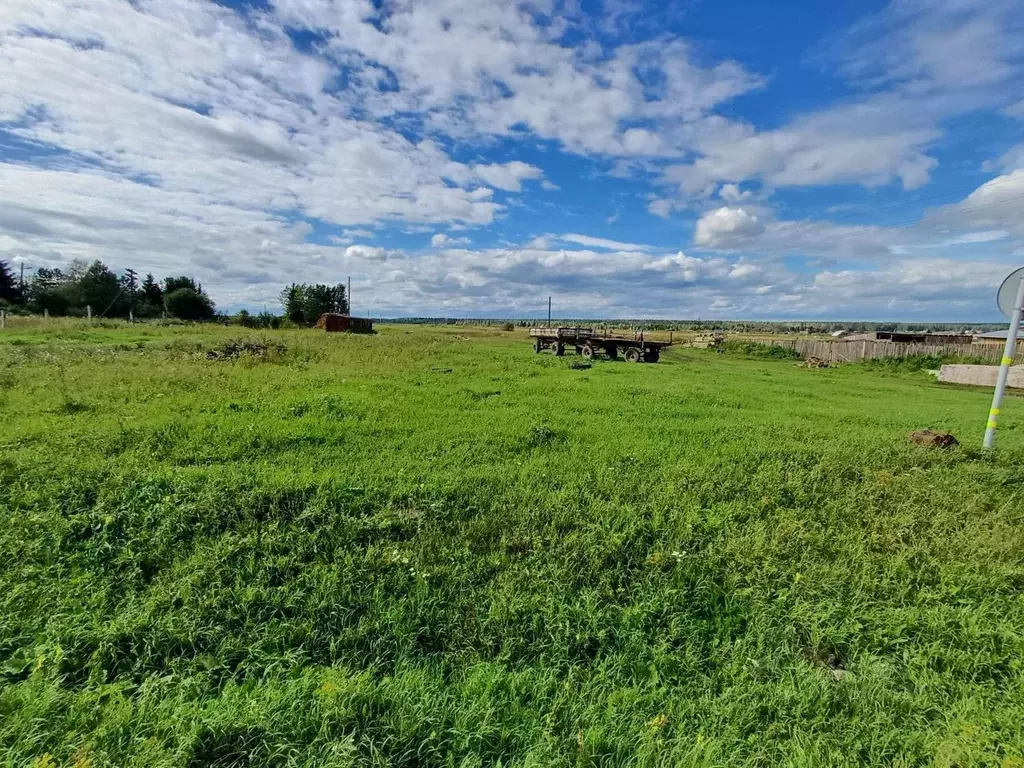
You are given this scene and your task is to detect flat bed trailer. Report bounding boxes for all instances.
[529,327,672,363]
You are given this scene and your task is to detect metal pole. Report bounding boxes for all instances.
[984,276,1024,450]
[548,296,551,325]
[348,276,352,316]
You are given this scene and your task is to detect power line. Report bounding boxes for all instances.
[99,268,137,319]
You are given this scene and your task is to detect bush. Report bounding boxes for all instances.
[165,287,215,321]
[861,354,994,373]
[722,340,802,360]
[234,310,256,328]
[257,312,282,330]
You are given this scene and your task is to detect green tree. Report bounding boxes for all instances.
[164,276,200,294]
[78,261,128,317]
[165,287,215,321]
[137,273,164,317]
[279,284,305,324]
[279,282,348,325]
[302,284,337,323]
[27,267,75,315]
[0,260,22,305]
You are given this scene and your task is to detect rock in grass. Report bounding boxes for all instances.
[909,429,959,448]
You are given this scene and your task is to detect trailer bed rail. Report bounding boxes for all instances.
[529,327,672,363]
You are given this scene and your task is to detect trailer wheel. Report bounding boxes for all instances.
[581,344,595,359]
[624,347,641,363]
[644,349,660,363]
[553,341,565,356]
[534,337,543,353]
[607,345,618,359]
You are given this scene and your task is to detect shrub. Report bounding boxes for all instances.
[861,354,994,373]
[722,340,802,360]
[527,424,563,448]
[165,287,215,321]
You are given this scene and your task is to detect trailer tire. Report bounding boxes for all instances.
[581,344,595,359]
[624,347,641,363]
[644,349,660,363]
[534,337,543,353]
[553,341,565,356]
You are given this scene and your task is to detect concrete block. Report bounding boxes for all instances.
[938,364,1024,388]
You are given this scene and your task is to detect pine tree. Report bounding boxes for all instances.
[0,260,21,304]
[138,273,164,317]
[141,273,163,305]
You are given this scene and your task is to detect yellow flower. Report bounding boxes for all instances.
[646,714,669,730]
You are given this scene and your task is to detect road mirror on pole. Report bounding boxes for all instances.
[983,266,1024,450]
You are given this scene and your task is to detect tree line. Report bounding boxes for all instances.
[0,259,215,320]
[1,259,352,327]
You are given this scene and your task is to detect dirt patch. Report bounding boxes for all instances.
[803,646,846,681]
[798,356,830,369]
[909,429,959,448]
[205,340,286,361]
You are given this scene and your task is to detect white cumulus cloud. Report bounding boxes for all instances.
[694,207,766,247]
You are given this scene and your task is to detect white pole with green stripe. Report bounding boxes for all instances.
[984,267,1024,450]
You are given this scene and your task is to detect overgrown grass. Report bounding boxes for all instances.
[860,353,998,373]
[722,339,803,360]
[1,322,1023,767]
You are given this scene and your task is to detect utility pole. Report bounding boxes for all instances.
[548,296,551,325]
[984,267,1024,450]
[125,268,138,322]
[347,276,352,316]
[19,262,25,293]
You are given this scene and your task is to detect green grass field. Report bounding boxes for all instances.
[2,321,1023,767]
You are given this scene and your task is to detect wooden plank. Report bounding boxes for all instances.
[759,338,1024,364]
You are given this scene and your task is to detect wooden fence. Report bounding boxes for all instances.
[755,338,1024,365]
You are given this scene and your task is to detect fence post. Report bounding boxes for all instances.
[0,310,5,330]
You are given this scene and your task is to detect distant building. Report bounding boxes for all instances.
[830,330,849,338]
[317,313,374,333]
[844,331,973,344]
[975,329,1024,344]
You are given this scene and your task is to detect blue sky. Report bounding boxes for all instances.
[1,0,1023,319]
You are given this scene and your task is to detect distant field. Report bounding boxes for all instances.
[1,321,1023,767]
